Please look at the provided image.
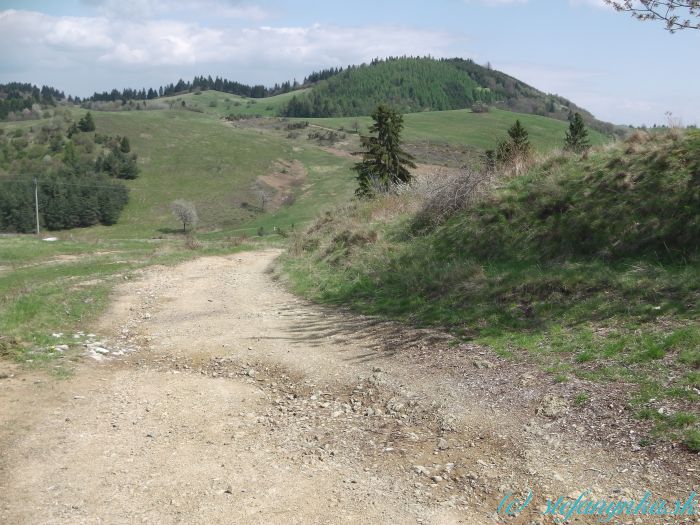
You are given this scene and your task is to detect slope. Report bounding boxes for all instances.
[282,129,700,450]
[303,107,608,152]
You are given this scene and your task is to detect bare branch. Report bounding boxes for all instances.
[604,1,700,31]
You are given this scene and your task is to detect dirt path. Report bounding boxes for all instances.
[1,250,697,524]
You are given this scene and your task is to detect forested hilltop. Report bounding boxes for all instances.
[281,57,617,136]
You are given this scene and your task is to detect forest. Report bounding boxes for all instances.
[0,112,135,232]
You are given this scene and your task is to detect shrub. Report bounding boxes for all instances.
[412,168,495,229]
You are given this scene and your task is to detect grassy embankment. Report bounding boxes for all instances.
[281,130,700,450]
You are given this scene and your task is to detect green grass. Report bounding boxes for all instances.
[46,108,354,240]
[280,130,700,449]
[303,108,608,152]
[0,235,254,371]
[158,89,310,118]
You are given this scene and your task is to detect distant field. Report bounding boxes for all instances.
[303,108,608,151]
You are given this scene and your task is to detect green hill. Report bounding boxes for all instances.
[0,107,357,239]
[280,57,618,136]
[282,58,490,117]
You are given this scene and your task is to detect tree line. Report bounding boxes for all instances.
[0,83,66,120]
[86,75,305,103]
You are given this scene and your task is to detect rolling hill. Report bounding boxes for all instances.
[278,57,618,136]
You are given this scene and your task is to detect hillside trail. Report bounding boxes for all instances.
[1,250,696,525]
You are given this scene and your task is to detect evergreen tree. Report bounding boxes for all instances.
[495,120,532,165]
[119,136,131,153]
[353,105,416,196]
[78,112,96,132]
[564,112,591,153]
[508,120,531,156]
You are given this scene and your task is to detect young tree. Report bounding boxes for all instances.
[78,112,95,132]
[353,105,416,197]
[119,136,130,153]
[604,1,700,32]
[171,199,198,233]
[564,112,591,153]
[508,120,531,157]
[495,120,532,171]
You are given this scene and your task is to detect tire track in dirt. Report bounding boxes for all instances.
[1,250,696,524]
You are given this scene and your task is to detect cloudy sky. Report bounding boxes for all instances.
[0,0,697,125]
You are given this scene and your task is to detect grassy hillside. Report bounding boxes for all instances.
[0,106,356,239]
[1,102,611,239]
[156,89,310,118]
[304,108,608,152]
[281,130,700,451]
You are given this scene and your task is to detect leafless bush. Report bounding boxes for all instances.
[410,168,495,228]
[184,234,203,250]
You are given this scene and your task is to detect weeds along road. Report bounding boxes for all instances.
[1,250,696,524]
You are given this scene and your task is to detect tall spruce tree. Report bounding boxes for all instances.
[353,105,416,197]
[564,112,591,153]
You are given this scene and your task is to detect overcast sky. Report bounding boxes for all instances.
[0,0,697,126]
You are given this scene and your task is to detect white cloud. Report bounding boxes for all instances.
[81,0,271,20]
[0,9,456,84]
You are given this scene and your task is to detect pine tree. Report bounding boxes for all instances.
[119,136,130,153]
[564,112,590,153]
[508,120,531,157]
[353,105,416,196]
[78,111,96,132]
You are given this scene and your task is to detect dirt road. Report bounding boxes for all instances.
[1,251,696,524]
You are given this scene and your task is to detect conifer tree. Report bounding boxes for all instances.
[508,120,531,157]
[353,105,416,196]
[119,136,131,153]
[564,112,591,153]
[78,112,96,132]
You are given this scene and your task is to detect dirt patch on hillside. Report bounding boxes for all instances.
[255,159,307,210]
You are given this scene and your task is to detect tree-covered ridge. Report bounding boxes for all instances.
[279,57,616,136]
[282,57,495,118]
[0,111,136,232]
[87,75,303,103]
[0,82,66,120]
[87,69,345,104]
